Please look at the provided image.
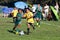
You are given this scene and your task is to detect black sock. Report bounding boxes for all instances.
[38,21,40,25]
[27,28,30,35]
[31,24,35,30]
[13,26,17,31]
[37,21,39,23]
[13,27,16,31]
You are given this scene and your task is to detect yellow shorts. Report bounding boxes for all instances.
[27,18,34,23]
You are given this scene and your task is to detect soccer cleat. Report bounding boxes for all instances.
[16,31,19,35]
[27,31,29,35]
[37,23,38,25]
[15,30,19,35]
[38,25,40,27]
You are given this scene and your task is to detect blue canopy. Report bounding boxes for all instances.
[8,8,13,13]
[14,1,28,9]
[2,7,9,14]
[2,7,13,14]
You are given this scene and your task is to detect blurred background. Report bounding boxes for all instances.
[0,0,60,7]
[0,0,60,18]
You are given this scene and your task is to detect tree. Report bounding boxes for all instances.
[0,0,60,7]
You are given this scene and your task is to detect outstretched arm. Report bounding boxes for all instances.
[22,13,26,19]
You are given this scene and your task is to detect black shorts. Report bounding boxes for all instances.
[28,23,33,25]
[13,17,17,22]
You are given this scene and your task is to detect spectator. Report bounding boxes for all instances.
[32,4,36,13]
[42,11,46,20]
[11,7,18,23]
[2,7,9,18]
[44,4,49,17]
[55,2,59,14]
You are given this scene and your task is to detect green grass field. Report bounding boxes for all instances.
[0,17,60,40]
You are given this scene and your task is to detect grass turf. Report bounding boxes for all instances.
[0,17,60,40]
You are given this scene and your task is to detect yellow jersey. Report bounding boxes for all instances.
[24,12,34,23]
[12,10,18,17]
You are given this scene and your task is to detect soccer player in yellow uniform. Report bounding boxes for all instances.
[11,7,18,22]
[23,8,35,35]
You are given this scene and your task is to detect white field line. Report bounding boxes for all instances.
[41,22,60,27]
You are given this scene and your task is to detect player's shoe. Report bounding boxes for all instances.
[16,31,19,35]
[37,23,38,25]
[15,30,19,35]
[38,25,40,27]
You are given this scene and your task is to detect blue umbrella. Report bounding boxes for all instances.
[14,1,28,9]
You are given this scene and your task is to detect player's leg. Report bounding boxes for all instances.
[4,13,6,18]
[36,18,40,27]
[15,24,21,34]
[36,18,39,25]
[29,23,35,30]
[13,17,17,31]
[38,19,40,27]
[13,17,16,23]
[16,22,21,31]
[27,23,31,35]
[13,23,18,31]
[13,17,15,22]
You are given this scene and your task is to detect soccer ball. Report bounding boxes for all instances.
[19,31,24,35]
